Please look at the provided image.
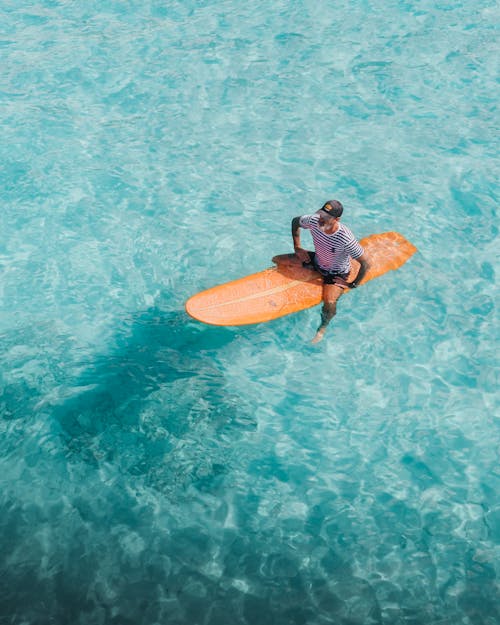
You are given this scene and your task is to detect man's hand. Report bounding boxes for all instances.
[294,247,310,263]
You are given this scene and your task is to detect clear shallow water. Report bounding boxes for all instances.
[0,1,498,623]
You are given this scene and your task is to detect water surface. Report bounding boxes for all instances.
[0,1,498,623]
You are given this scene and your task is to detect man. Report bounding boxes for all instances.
[275,200,370,343]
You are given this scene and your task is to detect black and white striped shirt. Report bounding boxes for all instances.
[299,214,364,274]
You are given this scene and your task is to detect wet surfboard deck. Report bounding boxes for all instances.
[185,232,417,326]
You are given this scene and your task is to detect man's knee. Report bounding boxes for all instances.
[272,253,301,267]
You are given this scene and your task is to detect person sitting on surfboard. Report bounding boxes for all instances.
[289,200,370,343]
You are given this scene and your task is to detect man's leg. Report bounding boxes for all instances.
[311,284,344,344]
[271,253,303,268]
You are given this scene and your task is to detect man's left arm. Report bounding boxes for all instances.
[348,252,370,288]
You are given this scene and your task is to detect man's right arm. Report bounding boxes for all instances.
[291,216,310,262]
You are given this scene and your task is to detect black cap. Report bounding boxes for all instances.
[320,200,343,218]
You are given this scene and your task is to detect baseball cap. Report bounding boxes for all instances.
[320,200,344,218]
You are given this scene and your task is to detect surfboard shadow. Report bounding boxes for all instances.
[50,309,256,491]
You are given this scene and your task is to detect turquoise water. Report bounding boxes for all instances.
[1,1,498,623]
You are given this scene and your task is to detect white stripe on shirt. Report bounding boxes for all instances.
[299,214,363,274]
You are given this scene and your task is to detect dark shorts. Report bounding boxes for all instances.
[304,251,349,286]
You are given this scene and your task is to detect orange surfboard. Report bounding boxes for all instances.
[185,232,417,326]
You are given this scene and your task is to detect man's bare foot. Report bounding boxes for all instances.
[311,328,326,344]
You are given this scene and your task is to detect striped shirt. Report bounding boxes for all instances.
[299,214,364,274]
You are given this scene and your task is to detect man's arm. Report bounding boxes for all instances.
[291,216,310,262]
[349,252,370,288]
